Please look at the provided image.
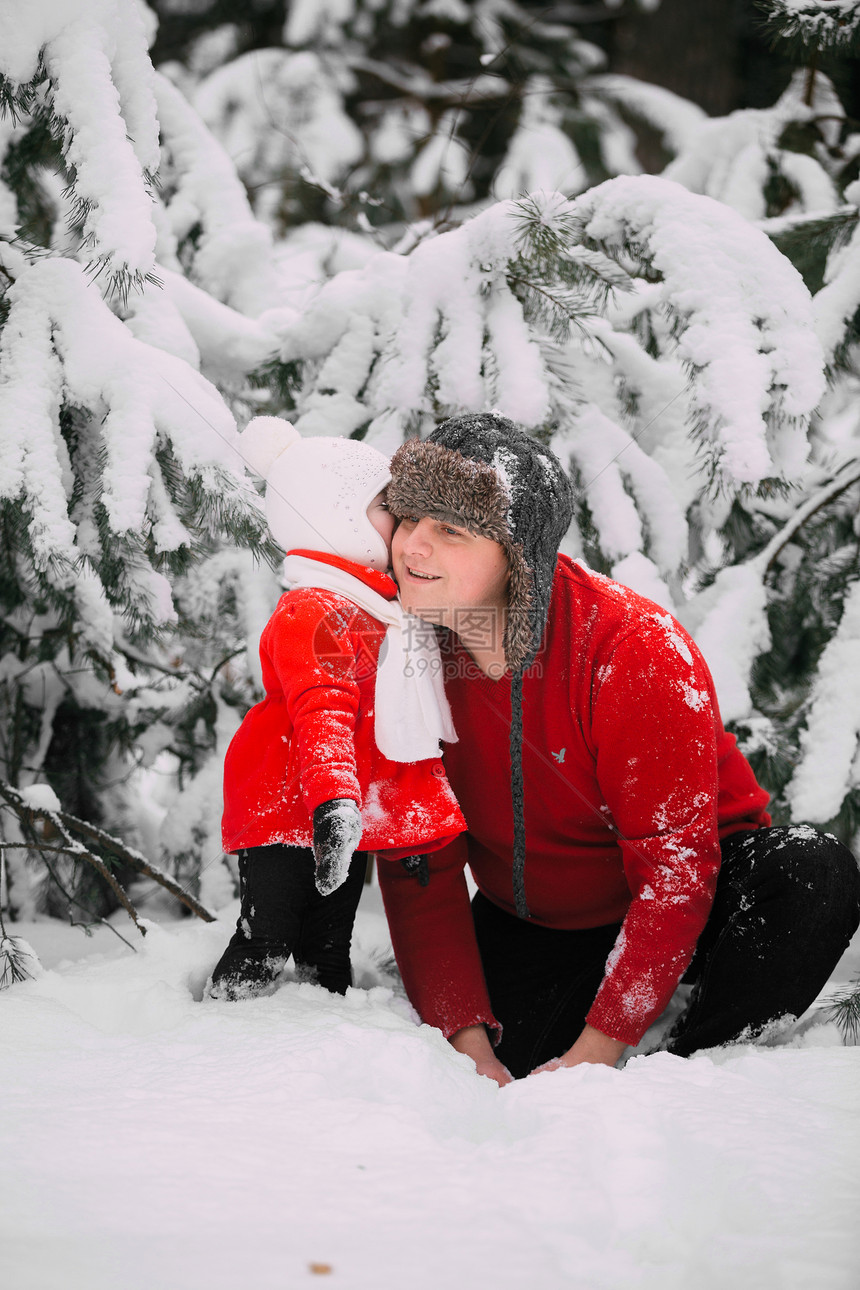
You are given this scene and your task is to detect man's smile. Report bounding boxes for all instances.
[405,566,440,581]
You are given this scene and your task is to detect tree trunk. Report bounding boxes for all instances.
[610,0,743,118]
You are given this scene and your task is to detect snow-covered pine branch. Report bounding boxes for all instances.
[663,71,845,222]
[763,205,859,312]
[812,181,860,364]
[0,0,160,291]
[786,577,860,822]
[0,255,268,646]
[0,4,298,924]
[493,77,593,200]
[0,932,41,988]
[152,71,289,318]
[267,190,629,442]
[761,0,860,53]
[274,181,824,584]
[568,174,826,486]
[583,74,708,159]
[679,459,860,722]
[0,778,217,932]
[551,401,688,581]
[272,195,549,442]
[190,49,363,232]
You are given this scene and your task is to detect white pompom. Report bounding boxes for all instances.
[239,416,300,478]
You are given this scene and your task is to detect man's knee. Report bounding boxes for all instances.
[723,825,860,939]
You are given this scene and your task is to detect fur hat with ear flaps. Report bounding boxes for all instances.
[387,412,574,919]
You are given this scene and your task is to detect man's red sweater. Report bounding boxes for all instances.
[378,556,770,1048]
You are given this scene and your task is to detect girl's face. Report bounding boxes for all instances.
[366,491,395,558]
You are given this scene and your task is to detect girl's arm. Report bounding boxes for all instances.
[267,592,363,813]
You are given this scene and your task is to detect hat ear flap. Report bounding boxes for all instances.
[504,545,536,673]
[239,417,301,480]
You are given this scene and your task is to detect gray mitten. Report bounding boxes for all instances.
[312,798,363,895]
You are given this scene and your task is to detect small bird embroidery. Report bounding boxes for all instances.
[551,747,566,764]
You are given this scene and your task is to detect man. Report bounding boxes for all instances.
[378,413,860,1084]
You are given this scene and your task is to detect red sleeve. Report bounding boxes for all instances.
[265,594,362,813]
[377,836,501,1043]
[585,618,722,1046]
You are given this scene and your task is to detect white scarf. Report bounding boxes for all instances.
[282,554,457,763]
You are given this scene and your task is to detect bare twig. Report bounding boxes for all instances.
[349,58,508,105]
[0,781,217,927]
[0,781,147,936]
[756,461,860,573]
[31,848,139,952]
[56,810,217,924]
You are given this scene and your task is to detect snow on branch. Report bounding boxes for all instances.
[763,1,860,53]
[275,190,638,441]
[552,402,688,573]
[0,0,160,283]
[681,462,860,724]
[569,175,826,485]
[276,180,824,510]
[681,563,772,723]
[493,78,589,200]
[125,268,280,383]
[663,71,844,223]
[273,198,545,436]
[0,256,267,633]
[153,71,284,316]
[0,779,217,933]
[191,49,363,217]
[813,183,860,362]
[584,74,708,157]
[786,577,860,822]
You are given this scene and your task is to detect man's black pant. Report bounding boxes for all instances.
[471,826,860,1079]
[209,844,367,997]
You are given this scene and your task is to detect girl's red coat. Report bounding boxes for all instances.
[378,557,771,1048]
[221,555,465,858]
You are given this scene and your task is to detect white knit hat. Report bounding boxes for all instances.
[240,417,392,570]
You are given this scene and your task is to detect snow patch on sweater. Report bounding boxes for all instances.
[682,684,709,712]
[653,612,693,666]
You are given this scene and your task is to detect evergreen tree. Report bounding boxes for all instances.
[1,0,857,1039]
[749,0,860,1038]
[0,0,281,941]
[151,0,652,234]
[660,1,860,842]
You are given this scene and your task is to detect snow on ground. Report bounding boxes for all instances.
[3,886,860,1290]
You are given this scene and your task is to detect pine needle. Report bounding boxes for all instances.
[0,935,40,989]
[765,208,858,295]
[823,980,860,1044]
[758,1,860,55]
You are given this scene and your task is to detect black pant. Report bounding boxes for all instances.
[210,844,367,997]
[472,826,860,1078]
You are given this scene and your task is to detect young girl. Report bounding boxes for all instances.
[210,417,465,999]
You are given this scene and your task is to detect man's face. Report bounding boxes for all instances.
[391,515,510,633]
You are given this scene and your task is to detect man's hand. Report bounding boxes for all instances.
[449,1024,513,1087]
[532,1023,627,1076]
[312,798,362,895]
